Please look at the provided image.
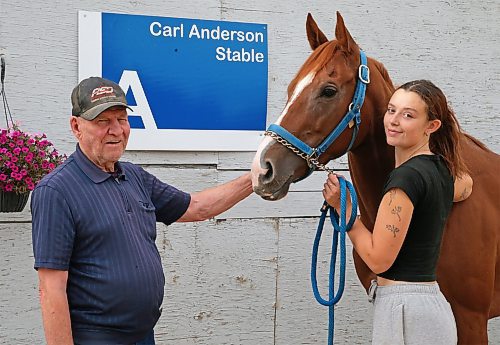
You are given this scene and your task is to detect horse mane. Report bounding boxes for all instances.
[371,59,395,90]
[463,132,492,152]
[288,42,396,96]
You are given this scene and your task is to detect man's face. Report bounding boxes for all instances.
[71,106,130,172]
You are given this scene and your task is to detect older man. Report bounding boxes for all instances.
[31,77,253,345]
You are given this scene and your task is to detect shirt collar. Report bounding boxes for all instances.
[73,144,127,184]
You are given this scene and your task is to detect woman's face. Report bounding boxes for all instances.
[383,89,437,150]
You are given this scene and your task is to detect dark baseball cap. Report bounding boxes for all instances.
[71,77,133,120]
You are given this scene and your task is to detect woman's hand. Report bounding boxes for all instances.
[323,173,341,209]
[323,173,353,214]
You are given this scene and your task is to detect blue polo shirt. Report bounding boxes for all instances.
[31,145,191,344]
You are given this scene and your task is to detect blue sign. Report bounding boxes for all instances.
[102,12,267,132]
[79,11,267,150]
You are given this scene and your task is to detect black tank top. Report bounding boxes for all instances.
[378,154,454,282]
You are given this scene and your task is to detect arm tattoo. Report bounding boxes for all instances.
[391,206,402,222]
[388,190,396,205]
[459,187,468,201]
[386,224,400,238]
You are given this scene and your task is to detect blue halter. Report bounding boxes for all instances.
[266,50,370,175]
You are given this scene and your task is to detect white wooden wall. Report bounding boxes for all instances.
[0,1,499,344]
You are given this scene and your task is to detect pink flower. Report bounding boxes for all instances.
[1,124,65,193]
[10,172,22,181]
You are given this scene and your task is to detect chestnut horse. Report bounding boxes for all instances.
[251,12,500,344]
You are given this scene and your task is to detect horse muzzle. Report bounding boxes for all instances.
[251,139,306,200]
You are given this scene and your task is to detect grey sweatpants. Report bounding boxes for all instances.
[369,281,457,345]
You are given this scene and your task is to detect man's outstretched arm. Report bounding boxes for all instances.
[178,172,253,222]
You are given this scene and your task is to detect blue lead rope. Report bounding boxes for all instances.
[311,176,358,345]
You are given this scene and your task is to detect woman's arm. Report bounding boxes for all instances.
[347,189,413,273]
[453,173,473,202]
[323,174,414,274]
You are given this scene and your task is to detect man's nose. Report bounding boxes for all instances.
[108,119,123,135]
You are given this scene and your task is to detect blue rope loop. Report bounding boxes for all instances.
[311,176,358,344]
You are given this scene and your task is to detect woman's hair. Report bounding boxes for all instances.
[397,80,468,178]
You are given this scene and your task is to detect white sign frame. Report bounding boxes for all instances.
[78,11,265,151]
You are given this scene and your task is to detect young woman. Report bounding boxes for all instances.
[323,80,473,344]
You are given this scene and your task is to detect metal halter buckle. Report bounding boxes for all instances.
[358,64,370,84]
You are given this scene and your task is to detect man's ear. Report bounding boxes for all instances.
[427,119,442,135]
[70,116,82,139]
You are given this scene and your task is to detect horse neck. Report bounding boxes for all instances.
[348,63,395,228]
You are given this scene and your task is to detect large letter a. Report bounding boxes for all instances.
[118,70,157,129]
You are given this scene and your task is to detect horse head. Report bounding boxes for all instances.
[251,12,373,200]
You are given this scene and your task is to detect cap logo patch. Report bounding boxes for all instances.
[91,86,115,102]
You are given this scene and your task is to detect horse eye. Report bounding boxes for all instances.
[321,86,337,98]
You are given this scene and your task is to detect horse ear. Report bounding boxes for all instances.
[335,12,358,53]
[306,13,329,50]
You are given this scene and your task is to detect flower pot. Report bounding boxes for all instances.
[0,190,30,212]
